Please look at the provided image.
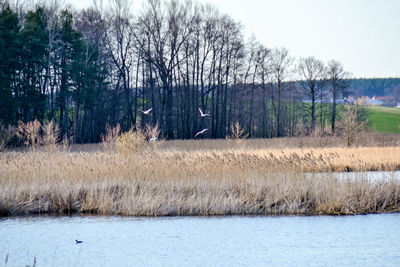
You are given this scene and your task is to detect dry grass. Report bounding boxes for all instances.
[1,141,400,216]
[161,134,400,151]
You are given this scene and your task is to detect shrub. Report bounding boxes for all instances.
[144,123,162,150]
[228,121,248,148]
[337,105,368,147]
[230,121,248,139]
[41,120,60,152]
[117,128,147,154]
[16,119,41,151]
[101,124,121,153]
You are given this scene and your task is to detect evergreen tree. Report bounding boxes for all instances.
[55,9,82,138]
[0,4,20,124]
[19,6,48,122]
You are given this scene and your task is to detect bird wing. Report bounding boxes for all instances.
[195,128,208,137]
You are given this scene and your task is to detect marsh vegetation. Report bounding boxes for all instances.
[1,131,400,216]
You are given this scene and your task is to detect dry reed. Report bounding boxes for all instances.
[1,142,400,216]
[161,134,400,151]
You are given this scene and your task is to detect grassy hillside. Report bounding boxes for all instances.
[364,106,400,134]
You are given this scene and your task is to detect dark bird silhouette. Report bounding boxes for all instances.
[75,240,83,244]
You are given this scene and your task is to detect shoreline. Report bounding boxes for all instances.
[2,210,400,219]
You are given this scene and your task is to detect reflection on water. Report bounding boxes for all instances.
[307,171,400,182]
[1,214,400,267]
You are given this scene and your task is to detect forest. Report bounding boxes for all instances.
[1,0,395,143]
[350,78,400,100]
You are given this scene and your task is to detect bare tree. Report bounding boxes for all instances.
[41,0,65,121]
[337,104,366,147]
[267,47,294,137]
[2,0,364,143]
[138,0,198,138]
[256,46,271,137]
[105,0,136,130]
[327,60,350,134]
[297,56,326,132]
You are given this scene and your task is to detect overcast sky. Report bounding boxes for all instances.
[68,0,400,78]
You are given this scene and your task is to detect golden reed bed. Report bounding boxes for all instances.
[1,144,400,216]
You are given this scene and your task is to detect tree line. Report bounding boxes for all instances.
[350,78,400,104]
[0,0,351,143]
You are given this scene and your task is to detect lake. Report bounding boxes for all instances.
[1,214,400,266]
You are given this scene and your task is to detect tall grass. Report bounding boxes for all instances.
[160,134,400,151]
[1,143,399,216]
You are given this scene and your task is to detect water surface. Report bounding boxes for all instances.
[1,214,400,266]
[308,171,400,182]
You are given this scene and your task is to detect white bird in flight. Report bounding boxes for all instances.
[149,137,158,142]
[195,128,208,137]
[199,108,210,117]
[143,108,153,115]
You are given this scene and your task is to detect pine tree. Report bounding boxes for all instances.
[55,9,82,138]
[0,4,20,124]
[19,6,48,122]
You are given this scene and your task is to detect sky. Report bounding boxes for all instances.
[68,0,400,78]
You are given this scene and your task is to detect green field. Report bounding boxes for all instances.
[364,105,400,133]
